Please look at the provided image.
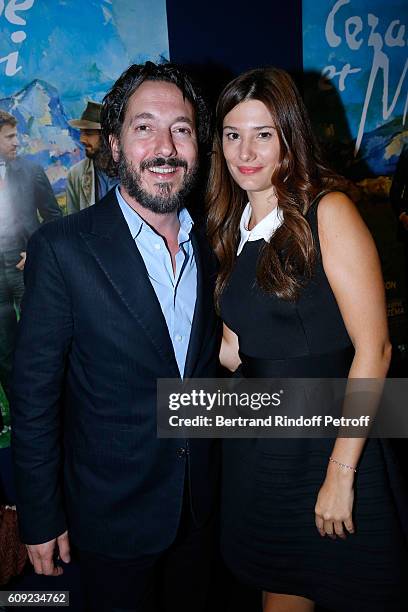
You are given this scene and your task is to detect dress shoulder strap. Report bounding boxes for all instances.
[308,189,333,213]
[306,190,337,254]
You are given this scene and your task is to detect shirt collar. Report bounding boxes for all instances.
[237,202,283,255]
[115,185,194,244]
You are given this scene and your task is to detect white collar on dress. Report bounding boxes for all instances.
[237,202,283,255]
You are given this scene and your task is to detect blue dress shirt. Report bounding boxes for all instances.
[116,186,197,377]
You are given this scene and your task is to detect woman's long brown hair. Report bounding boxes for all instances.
[206,67,345,307]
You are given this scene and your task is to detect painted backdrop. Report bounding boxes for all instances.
[0,0,169,197]
[303,0,408,369]
[0,0,169,447]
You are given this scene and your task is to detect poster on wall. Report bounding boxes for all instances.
[0,0,169,447]
[302,0,408,370]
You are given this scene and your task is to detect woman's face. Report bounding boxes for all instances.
[222,99,281,197]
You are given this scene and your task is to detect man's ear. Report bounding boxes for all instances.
[109,135,120,162]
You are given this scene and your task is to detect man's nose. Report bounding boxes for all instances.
[154,129,177,158]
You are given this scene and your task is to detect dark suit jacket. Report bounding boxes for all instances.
[11,189,220,558]
[390,146,408,230]
[5,158,61,244]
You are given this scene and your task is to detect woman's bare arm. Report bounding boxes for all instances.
[220,323,241,372]
[314,191,391,538]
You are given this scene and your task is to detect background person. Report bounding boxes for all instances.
[390,143,408,298]
[0,110,61,421]
[66,101,117,214]
[390,143,408,237]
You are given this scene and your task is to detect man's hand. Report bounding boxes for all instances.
[26,530,71,576]
[16,251,27,271]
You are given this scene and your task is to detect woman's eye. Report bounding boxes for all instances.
[258,131,272,139]
[136,125,150,132]
[225,132,240,141]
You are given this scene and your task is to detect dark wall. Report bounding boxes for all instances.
[166,0,303,102]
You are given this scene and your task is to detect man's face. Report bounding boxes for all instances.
[0,124,18,160]
[80,129,101,158]
[110,80,198,214]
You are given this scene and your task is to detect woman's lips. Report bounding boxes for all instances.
[237,166,263,175]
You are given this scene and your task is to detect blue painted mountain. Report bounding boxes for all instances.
[0,79,83,194]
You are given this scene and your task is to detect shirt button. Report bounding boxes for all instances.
[175,334,183,342]
[154,243,161,250]
[176,447,187,458]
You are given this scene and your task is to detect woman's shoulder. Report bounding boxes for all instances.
[316,190,360,227]
[306,190,366,255]
[308,190,358,227]
[313,190,373,258]
[309,190,353,212]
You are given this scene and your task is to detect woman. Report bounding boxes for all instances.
[207,67,408,612]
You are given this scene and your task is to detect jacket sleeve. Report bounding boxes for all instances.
[34,166,62,222]
[11,227,73,544]
[66,170,80,215]
[390,147,408,219]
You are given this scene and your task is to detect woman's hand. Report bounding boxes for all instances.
[314,463,355,539]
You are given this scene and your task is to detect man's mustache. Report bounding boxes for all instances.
[140,157,188,171]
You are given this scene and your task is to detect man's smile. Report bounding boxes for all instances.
[148,166,178,175]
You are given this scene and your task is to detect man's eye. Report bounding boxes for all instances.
[135,125,150,132]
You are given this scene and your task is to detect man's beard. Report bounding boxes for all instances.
[85,147,98,160]
[118,150,197,214]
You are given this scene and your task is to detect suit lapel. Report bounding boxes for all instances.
[80,192,179,376]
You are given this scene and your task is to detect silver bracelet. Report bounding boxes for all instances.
[329,457,357,473]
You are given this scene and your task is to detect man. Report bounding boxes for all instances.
[390,145,408,239]
[11,63,220,611]
[390,144,408,307]
[66,100,117,213]
[0,110,61,426]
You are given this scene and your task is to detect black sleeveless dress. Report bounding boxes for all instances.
[220,195,408,611]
